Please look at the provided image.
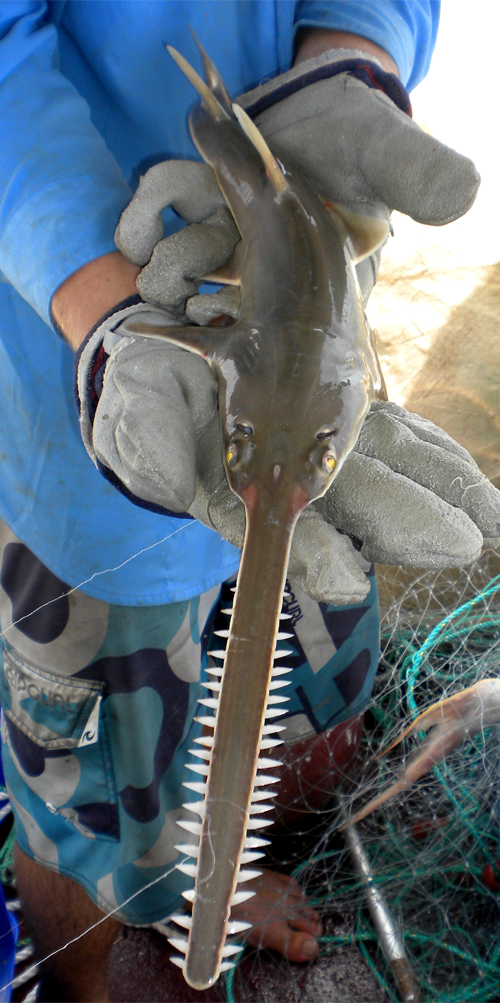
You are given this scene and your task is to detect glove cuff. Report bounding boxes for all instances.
[75,297,194,520]
[237,47,411,120]
[75,295,145,441]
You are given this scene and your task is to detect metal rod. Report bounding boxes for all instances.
[336,794,422,1003]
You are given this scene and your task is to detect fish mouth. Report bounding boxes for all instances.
[238,476,310,528]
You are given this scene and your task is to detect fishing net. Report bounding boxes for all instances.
[225,549,500,1004]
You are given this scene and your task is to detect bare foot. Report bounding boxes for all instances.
[231,868,322,963]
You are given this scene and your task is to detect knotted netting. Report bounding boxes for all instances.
[227,550,500,1003]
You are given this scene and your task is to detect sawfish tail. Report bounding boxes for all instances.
[168,35,292,243]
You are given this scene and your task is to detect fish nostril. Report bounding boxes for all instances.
[237,421,254,436]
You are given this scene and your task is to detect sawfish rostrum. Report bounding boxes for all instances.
[122,37,386,991]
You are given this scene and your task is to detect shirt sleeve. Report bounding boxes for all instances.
[0,1,131,328]
[294,1,440,90]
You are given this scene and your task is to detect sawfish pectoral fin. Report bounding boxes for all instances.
[118,318,226,360]
[321,200,390,262]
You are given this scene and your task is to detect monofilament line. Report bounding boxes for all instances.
[0,519,196,641]
[0,857,190,994]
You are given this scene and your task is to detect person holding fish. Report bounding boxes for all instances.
[0,2,499,1000]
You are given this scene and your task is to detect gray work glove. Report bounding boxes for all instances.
[77,304,500,607]
[116,47,479,315]
[97,48,489,605]
[115,160,240,317]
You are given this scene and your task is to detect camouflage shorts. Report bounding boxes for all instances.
[0,518,379,924]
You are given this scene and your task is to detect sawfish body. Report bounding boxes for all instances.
[123,39,386,990]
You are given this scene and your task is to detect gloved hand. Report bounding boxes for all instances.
[114,160,240,317]
[95,46,489,606]
[77,304,500,606]
[115,46,480,314]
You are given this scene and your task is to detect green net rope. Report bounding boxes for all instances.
[0,825,15,888]
[0,786,14,887]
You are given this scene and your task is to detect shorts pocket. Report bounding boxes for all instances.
[0,645,103,748]
[0,644,119,841]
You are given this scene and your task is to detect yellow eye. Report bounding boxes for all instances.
[226,444,238,467]
[323,451,336,473]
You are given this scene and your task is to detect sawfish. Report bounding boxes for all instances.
[122,38,387,990]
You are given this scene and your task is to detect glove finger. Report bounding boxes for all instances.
[187,412,234,534]
[195,487,372,605]
[289,509,371,605]
[115,161,225,265]
[204,482,246,550]
[136,206,240,314]
[365,402,474,462]
[355,409,500,542]
[257,83,390,220]
[318,452,483,569]
[257,76,479,226]
[356,84,480,225]
[186,286,241,325]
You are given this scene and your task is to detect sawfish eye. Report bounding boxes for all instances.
[322,450,336,473]
[236,421,254,436]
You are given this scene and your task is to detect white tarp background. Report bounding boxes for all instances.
[368,0,500,490]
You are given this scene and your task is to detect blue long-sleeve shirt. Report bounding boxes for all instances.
[0,1,439,604]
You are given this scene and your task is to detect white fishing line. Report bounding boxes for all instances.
[0,519,195,640]
[0,857,190,995]
[0,517,200,987]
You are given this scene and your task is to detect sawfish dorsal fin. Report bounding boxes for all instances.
[189,29,233,115]
[322,200,390,262]
[118,318,226,361]
[167,44,230,121]
[232,103,290,195]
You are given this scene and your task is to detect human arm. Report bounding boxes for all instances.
[4,3,495,603]
[0,2,133,332]
[38,3,433,347]
[0,1,439,337]
[294,28,399,74]
[51,28,395,351]
[51,252,140,350]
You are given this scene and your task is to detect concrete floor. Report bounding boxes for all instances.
[108,915,388,1004]
[107,818,388,1004]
